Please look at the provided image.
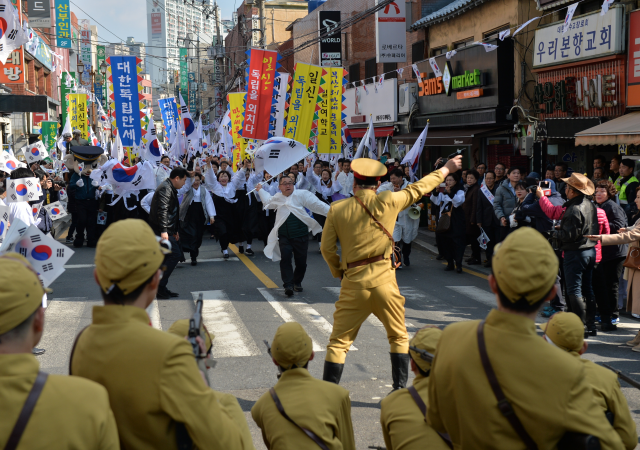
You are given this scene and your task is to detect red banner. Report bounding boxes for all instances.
[241,49,277,141]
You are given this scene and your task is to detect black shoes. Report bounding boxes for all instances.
[445,264,454,271]
[390,353,410,391]
[191,258,197,266]
[404,255,410,267]
[467,258,481,265]
[322,361,344,384]
[245,248,255,256]
[586,322,598,336]
[293,284,303,292]
[456,267,463,274]
[167,289,179,297]
[223,252,230,260]
[238,246,244,254]
[157,288,179,299]
[284,287,294,297]
[32,348,45,355]
[436,255,444,260]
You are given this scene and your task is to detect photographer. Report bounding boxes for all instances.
[520,179,564,234]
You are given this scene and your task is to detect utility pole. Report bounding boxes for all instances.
[214,2,225,120]
[259,0,266,49]
[197,35,201,116]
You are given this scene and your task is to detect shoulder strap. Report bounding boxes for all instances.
[406,386,454,449]
[269,387,330,450]
[477,321,538,450]
[68,326,89,375]
[353,195,394,242]
[4,371,48,450]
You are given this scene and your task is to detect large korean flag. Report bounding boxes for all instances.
[0,203,8,244]
[0,151,26,174]
[91,159,156,195]
[0,0,28,64]
[22,141,48,164]
[254,137,310,177]
[6,177,41,203]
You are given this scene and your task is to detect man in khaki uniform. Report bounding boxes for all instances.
[0,254,119,449]
[70,129,89,147]
[428,227,625,449]
[380,327,450,450]
[321,156,462,388]
[70,219,246,450]
[251,322,355,450]
[539,312,637,449]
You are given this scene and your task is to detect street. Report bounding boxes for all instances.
[37,230,640,449]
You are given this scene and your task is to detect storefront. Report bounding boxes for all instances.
[343,78,399,157]
[393,39,517,175]
[532,5,627,175]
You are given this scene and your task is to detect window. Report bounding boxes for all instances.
[431,46,447,56]
[483,25,510,41]
[411,41,425,78]
[454,38,475,49]
[348,63,360,83]
[383,62,397,79]
[364,58,376,84]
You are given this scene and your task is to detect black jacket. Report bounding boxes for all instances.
[557,194,598,251]
[149,178,179,235]
[597,199,628,261]
[475,185,500,228]
[519,191,564,233]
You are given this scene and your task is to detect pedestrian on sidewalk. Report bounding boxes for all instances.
[431,173,466,273]
[476,170,499,267]
[256,176,330,296]
[463,169,481,265]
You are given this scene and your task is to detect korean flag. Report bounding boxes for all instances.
[44,201,68,221]
[6,177,41,203]
[22,141,48,164]
[0,203,8,244]
[0,151,26,174]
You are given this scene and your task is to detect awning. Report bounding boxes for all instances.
[545,117,601,139]
[575,112,640,147]
[392,126,510,146]
[348,126,395,139]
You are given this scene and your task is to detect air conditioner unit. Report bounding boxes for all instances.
[398,83,418,115]
[519,136,533,156]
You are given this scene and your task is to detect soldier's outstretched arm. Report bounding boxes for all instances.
[321,208,343,279]
[392,156,463,211]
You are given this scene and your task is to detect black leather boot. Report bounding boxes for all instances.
[390,353,410,391]
[322,361,344,384]
[567,295,586,323]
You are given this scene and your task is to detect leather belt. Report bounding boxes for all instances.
[347,255,384,269]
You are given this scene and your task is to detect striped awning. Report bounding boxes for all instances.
[574,112,640,146]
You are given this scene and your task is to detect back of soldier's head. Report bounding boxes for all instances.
[271,322,313,370]
[539,312,584,354]
[491,228,558,313]
[95,219,169,304]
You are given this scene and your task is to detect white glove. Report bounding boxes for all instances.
[92,180,99,187]
[75,178,84,188]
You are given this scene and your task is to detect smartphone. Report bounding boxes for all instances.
[539,181,551,197]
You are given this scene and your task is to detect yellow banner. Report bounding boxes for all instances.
[286,63,321,148]
[227,92,247,166]
[317,68,344,154]
[67,94,89,141]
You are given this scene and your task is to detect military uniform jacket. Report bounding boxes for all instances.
[428,309,625,449]
[71,305,244,450]
[579,357,637,450]
[380,374,449,450]
[251,368,355,450]
[0,354,119,450]
[321,170,443,289]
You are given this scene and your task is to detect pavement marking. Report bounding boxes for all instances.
[192,290,262,358]
[146,299,162,330]
[446,286,496,308]
[258,288,325,351]
[291,299,357,351]
[323,286,417,331]
[64,264,95,269]
[64,258,239,269]
[229,244,278,288]
[441,262,489,279]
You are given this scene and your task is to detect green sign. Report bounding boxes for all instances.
[96,45,105,71]
[180,48,188,101]
[451,69,482,90]
[41,121,58,154]
[60,71,75,128]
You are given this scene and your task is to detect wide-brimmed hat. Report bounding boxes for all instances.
[561,173,594,195]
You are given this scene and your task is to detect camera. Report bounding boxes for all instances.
[539,181,551,197]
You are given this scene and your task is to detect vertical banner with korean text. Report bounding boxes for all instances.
[317,68,347,154]
[108,56,144,159]
[158,97,179,141]
[188,72,197,115]
[271,73,289,137]
[227,92,247,164]
[286,63,322,148]
[179,48,188,100]
[60,71,74,128]
[67,94,88,140]
[41,121,58,158]
[241,48,278,141]
[55,0,71,48]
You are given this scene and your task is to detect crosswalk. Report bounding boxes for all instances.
[37,284,639,375]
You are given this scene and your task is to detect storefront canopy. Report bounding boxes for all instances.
[575,112,640,147]
[392,126,510,146]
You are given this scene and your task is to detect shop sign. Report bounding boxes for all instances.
[457,88,483,99]
[343,77,397,125]
[534,58,625,118]
[628,10,640,108]
[0,49,25,84]
[452,70,482,90]
[375,0,406,63]
[533,6,624,69]
[419,67,484,97]
[318,11,342,67]
[419,76,444,96]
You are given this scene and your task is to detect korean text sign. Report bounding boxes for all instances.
[55,0,71,48]
[286,63,322,148]
[241,48,278,141]
[109,56,142,147]
[41,121,58,154]
[227,93,247,163]
[67,94,88,140]
[375,0,406,63]
[533,6,624,68]
[317,68,344,154]
[180,48,188,99]
[158,97,179,141]
[628,10,640,108]
[0,49,24,83]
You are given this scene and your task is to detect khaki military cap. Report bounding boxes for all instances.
[409,327,442,372]
[0,255,44,335]
[168,319,214,354]
[492,228,558,305]
[271,322,313,370]
[95,219,170,295]
[351,158,387,180]
[539,312,584,353]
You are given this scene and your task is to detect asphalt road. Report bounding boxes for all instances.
[40,231,640,449]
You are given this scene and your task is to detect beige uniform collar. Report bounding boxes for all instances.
[484,309,537,337]
[0,353,39,377]
[276,367,313,384]
[91,304,150,326]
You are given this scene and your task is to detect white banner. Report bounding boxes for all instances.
[375,0,406,63]
[533,5,624,68]
[254,137,310,177]
[271,73,289,138]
